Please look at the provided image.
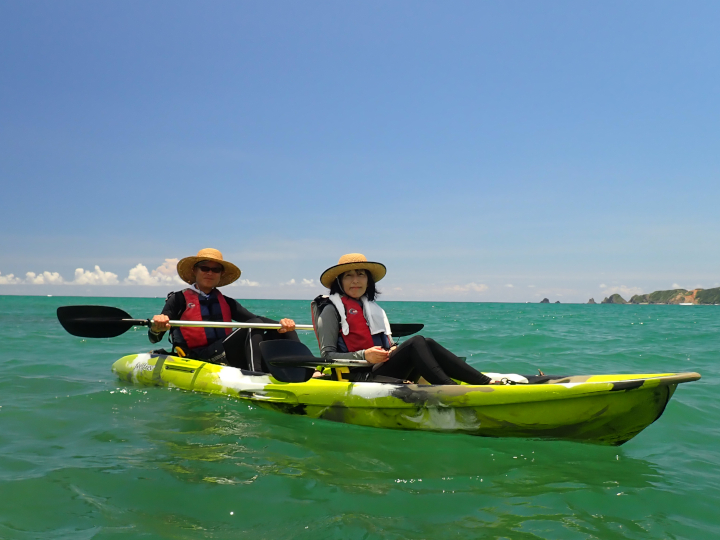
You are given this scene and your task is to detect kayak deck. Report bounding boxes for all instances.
[112,353,700,446]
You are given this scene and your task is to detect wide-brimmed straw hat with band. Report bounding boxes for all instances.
[320,253,387,289]
[176,248,242,288]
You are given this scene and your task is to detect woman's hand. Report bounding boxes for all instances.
[364,346,390,364]
[151,314,170,333]
[278,318,296,333]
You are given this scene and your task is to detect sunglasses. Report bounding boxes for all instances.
[196,265,224,274]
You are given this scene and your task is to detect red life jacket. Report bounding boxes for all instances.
[340,296,375,351]
[171,288,232,350]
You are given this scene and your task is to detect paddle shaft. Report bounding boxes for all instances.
[67,316,314,332]
[158,320,315,331]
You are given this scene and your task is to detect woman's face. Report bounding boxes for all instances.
[342,269,368,299]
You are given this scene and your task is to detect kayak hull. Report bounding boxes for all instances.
[112,353,699,445]
[262,384,676,446]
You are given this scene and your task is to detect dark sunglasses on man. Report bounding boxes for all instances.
[195,264,224,274]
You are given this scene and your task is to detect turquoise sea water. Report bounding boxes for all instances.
[0,295,718,539]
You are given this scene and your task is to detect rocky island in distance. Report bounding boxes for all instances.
[588,287,720,305]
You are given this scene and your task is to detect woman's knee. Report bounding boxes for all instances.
[405,335,424,347]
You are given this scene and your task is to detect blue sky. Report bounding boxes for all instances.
[1,1,719,302]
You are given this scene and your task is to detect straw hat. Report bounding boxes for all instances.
[176,248,241,287]
[320,253,386,288]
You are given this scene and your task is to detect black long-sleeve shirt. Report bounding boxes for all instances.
[148,290,273,344]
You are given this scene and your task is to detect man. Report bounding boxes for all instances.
[149,247,298,371]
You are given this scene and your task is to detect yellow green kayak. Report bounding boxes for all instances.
[112,353,700,446]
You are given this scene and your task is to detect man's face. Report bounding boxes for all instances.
[192,260,224,290]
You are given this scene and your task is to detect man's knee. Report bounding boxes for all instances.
[283,331,300,342]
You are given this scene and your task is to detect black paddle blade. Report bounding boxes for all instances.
[57,305,148,338]
[259,340,318,383]
[390,323,424,337]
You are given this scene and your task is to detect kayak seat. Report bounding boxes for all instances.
[310,296,346,381]
[310,295,328,350]
[259,340,317,383]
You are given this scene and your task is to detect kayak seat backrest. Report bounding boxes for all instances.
[310,295,348,382]
[258,340,317,383]
[310,295,332,348]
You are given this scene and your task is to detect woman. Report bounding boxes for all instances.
[315,253,492,385]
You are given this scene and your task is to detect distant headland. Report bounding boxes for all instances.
[586,287,720,305]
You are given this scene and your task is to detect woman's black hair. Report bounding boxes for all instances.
[329,269,380,301]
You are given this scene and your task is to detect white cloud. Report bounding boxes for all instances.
[280,278,320,287]
[25,271,64,285]
[235,279,260,287]
[528,285,535,288]
[124,259,183,286]
[279,278,318,287]
[505,284,514,288]
[152,258,180,280]
[125,264,159,285]
[449,282,488,293]
[0,272,21,285]
[599,284,607,288]
[603,285,643,297]
[672,283,683,289]
[74,266,119,285]
[466,283,488,293]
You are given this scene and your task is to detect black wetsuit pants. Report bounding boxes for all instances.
[372,335,491,385]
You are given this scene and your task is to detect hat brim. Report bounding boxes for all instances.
[320,261,386,289]
[177,256,242,287]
